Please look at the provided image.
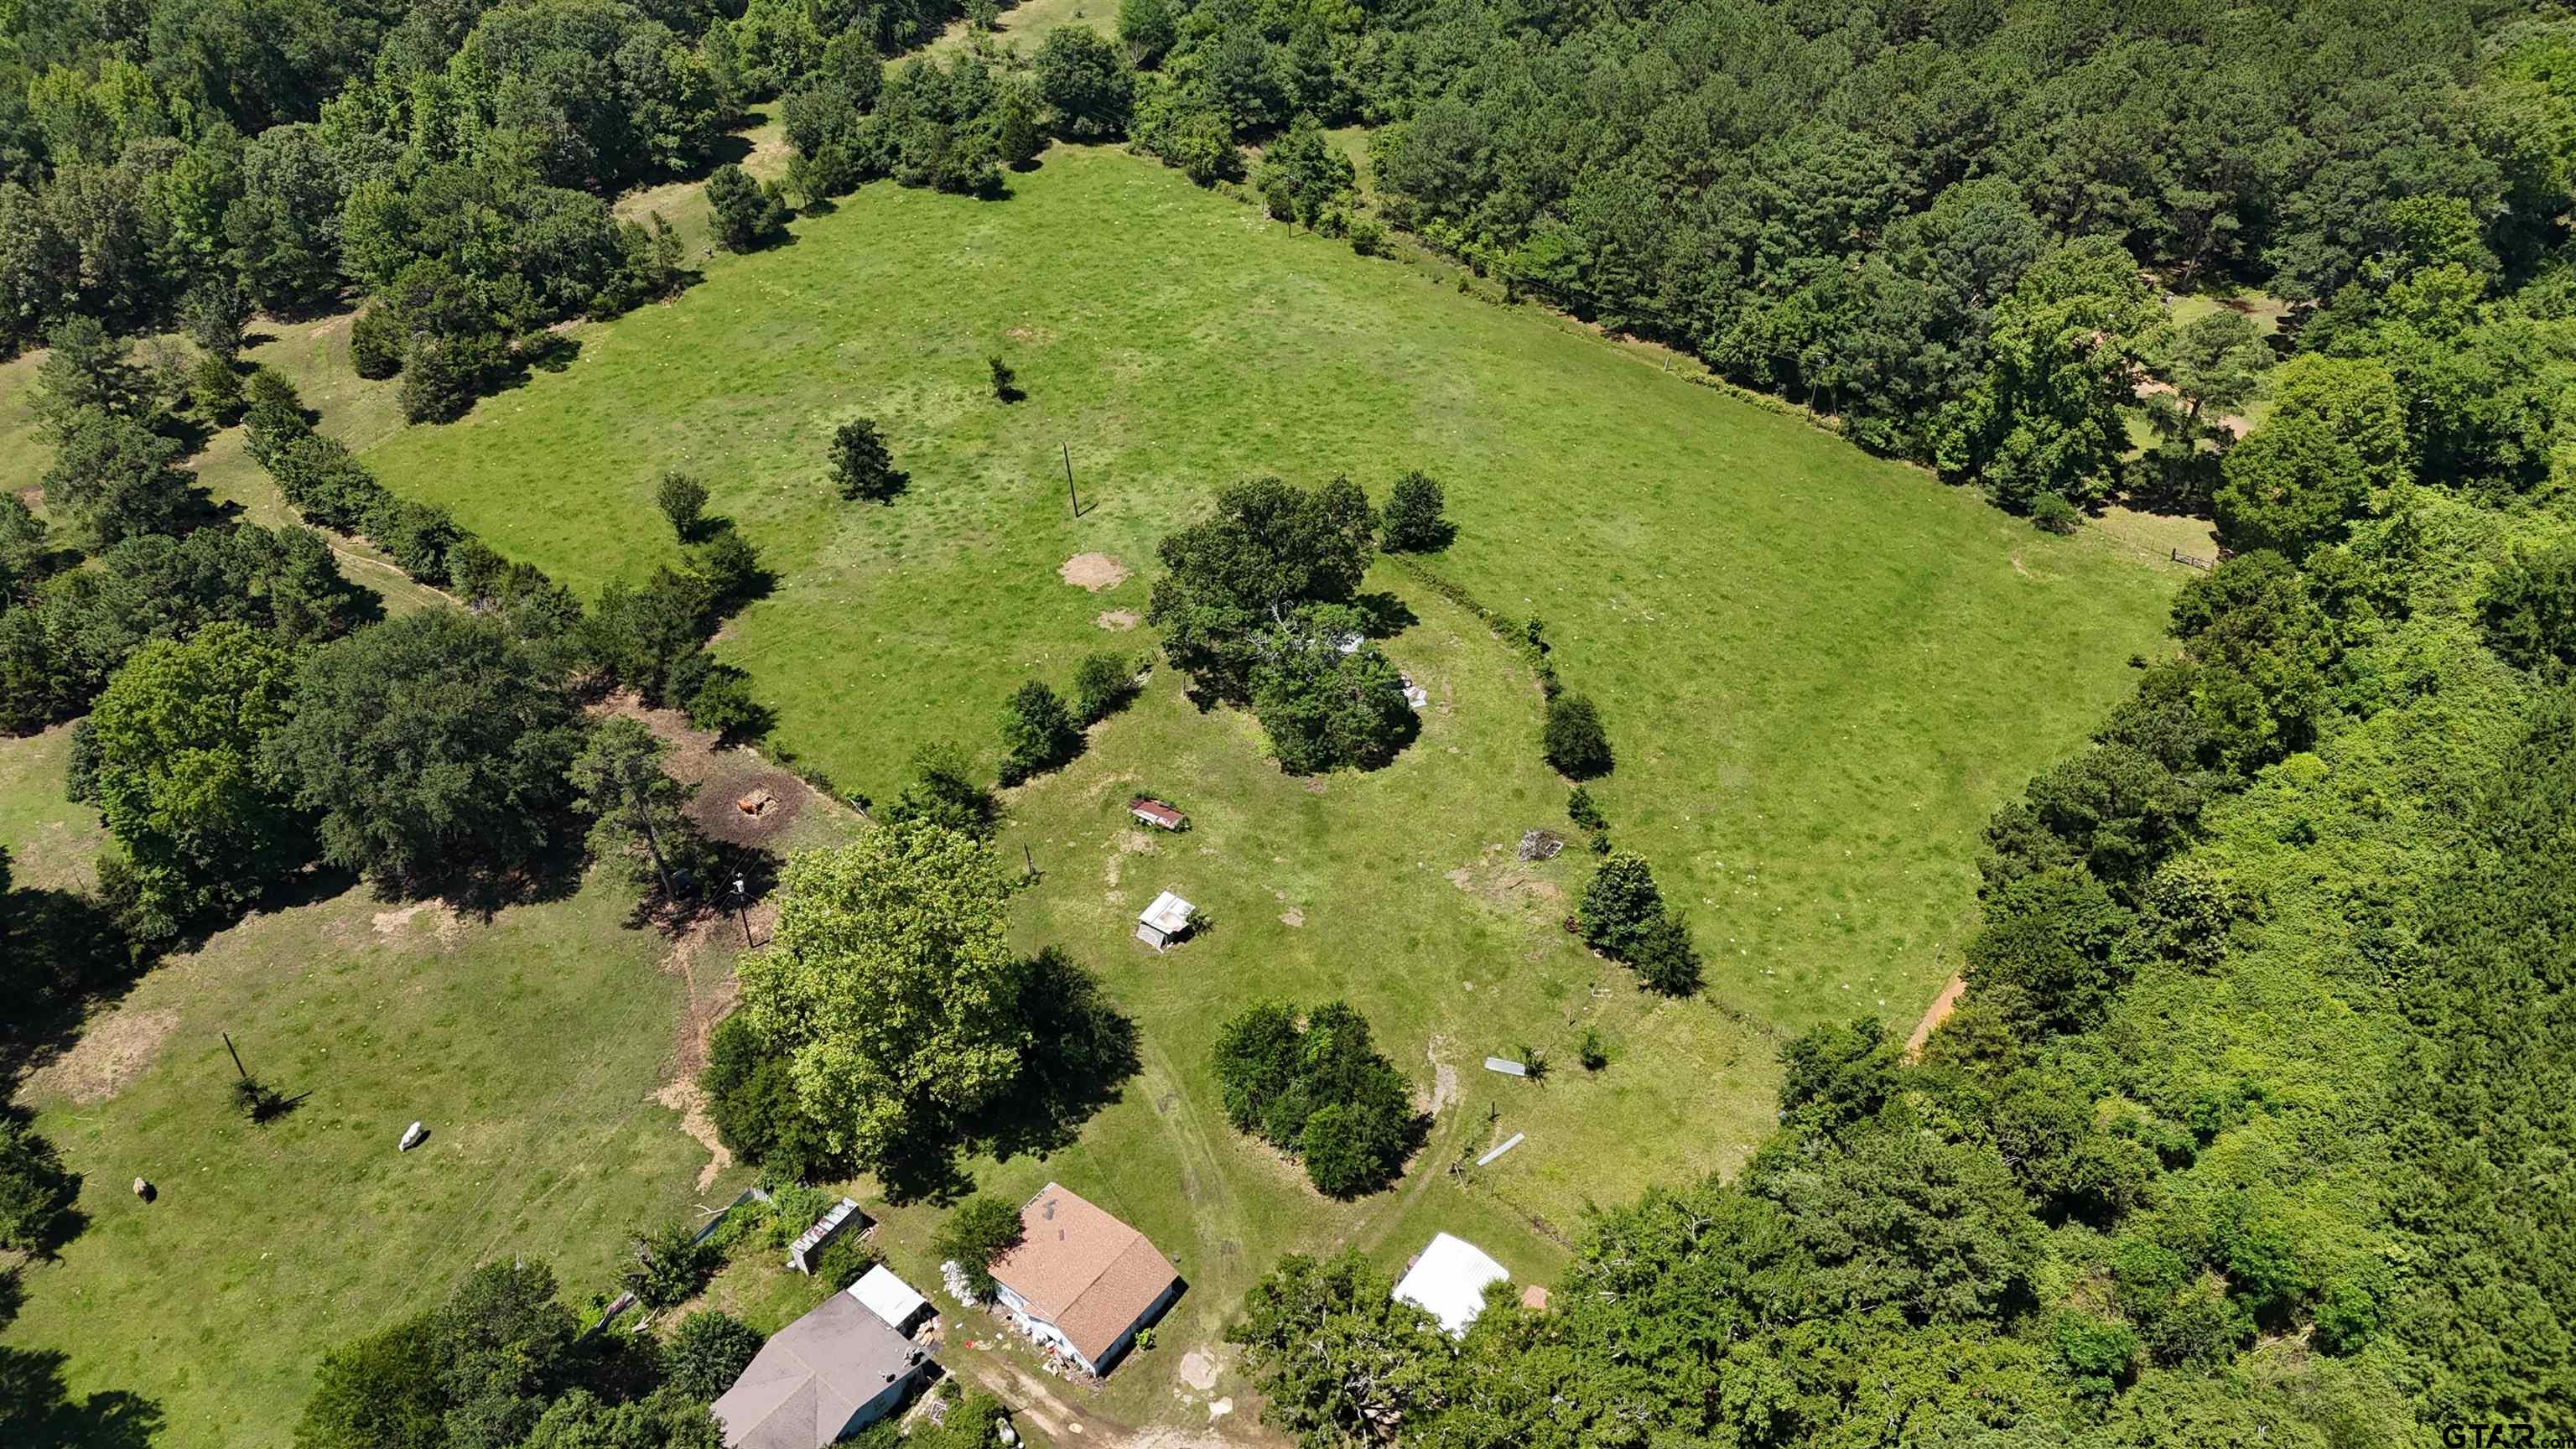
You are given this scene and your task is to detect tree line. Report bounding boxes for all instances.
[1104,0,2576,527]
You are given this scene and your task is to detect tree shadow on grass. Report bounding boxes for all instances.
[872,949,1142,1207]
[975,948,1141,1163]
[0,886,154,1083]
[0,1344,163,1449]
[426,828,591,922]
[1349,590,1420,638]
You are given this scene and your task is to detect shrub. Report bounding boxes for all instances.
[2031,493,2081,535]
[882,743,996,836]
[622,1220,720,1309]
[936,1196,1026,1299]
[350,308,405,380]
[685,664,769,741]
[190,355,245,423]
[707,164,787,252]
[1567,785,1604,831]
[1579,851,1701,995]
[812,1227,880,1291]
[395,334,486,424]
[999,680,1082,785]
[828,418,906,503]
[1071,651,1137,724]
[657,472,710,539]
[1577,1027,1608,1071]
[988,356,1018,402]
[699,1015,846,1181]
[662,1311,763,1402]
[1543,693,1613,777]
[1349,219,1386,257]
[688,530,763,610]
[1378,469,1452,552]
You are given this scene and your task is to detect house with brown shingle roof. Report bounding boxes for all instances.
[987,1182,1182,1375]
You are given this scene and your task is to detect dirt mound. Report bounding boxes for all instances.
[592,692,831,848]
[687,768,806,847]
[1059,552,1130,590]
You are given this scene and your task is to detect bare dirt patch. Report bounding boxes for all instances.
[1905,973,1968,1059]
[1095,610,1139,631]
[1279,906,1304,927]
[1059,552,1130,590]
[593,693,830,849]
[371,901,465,940]
[1178,1347,1222,1392]
[25,1006,180,1105]
[1426,1036,1461,1115]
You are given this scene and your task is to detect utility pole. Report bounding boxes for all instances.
[223,1031,248,1082]
[1062,442,1078,519]
[731,875,752,948]
[626,755,675,901]
[1022,843,1036,879]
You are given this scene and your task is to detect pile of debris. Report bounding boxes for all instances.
[1517,829,1564,861]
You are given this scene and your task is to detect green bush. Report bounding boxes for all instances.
[935,1196,1026,1299]
[1542,693,1613,777]
[350,309,405,380]
[662,1311,763,1401]
[812,1226,880,1290]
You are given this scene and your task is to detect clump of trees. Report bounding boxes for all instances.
[704,822,1134,1186]
[266,610,586,891]
[1211,1000,1418,1197]
[1576,852,1699,995]
[296,1258,722,1449]
[1147,475,1420,772]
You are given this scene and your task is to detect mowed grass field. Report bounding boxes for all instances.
[364,143,2182,1031]
[0,721,837,1448]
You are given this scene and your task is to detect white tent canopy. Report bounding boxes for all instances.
[847,1265,931,1335]
[1392,1232,1509,1337]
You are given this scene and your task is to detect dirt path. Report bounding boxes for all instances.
[1903,974,1968,1059]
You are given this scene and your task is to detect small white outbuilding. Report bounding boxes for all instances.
[1135,891,1194,949]
[1392,1232,1510,1337]
[848,1265,932,1337]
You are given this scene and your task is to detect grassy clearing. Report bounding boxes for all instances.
[0,725,104,892]
[0,704,867,1449]
[364,143,2180,1031]
[927,0,1112,58]
[6,876,722,1449]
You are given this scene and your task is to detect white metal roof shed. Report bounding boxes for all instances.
[1392,1232,1510,1337]
[847,1265,931,1336]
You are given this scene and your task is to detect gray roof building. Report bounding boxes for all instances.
[712,1290,933,1448]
